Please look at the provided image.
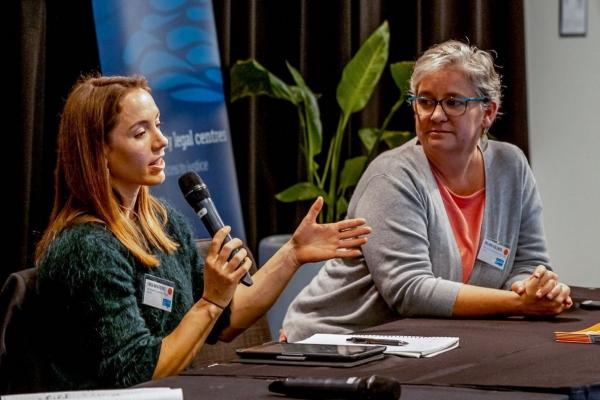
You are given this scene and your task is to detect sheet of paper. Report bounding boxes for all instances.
[1,387,183,400]
[297,333,459,358]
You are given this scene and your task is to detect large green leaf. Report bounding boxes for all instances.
[360,128,414,152]
[287,62,323,157]
[336,21,390,115]
[339,156,367,190]
[335,196,348,221]
[382,130,413,149]
[309,159,320,174]
[358,128,379,153]
[275,182,327,202]
[230,59,301,104]
[390,61,415,98]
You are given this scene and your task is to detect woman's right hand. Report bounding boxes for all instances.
[201,226,252,309]
[511,266,573,315]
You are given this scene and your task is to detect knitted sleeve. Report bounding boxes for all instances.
[38,225,161,387]
[164,204,231,343]
[356,172,461,317]
[503,146,551,288]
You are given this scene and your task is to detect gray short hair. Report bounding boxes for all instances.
[409,40,502,112]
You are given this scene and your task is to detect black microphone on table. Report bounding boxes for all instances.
[268,375,401,400]
[178,171,253,287]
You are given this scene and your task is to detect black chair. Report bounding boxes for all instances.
[0,267,48,394]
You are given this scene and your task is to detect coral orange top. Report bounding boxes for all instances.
[431,169,485,283]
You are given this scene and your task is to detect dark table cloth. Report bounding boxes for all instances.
[178,287,599,398]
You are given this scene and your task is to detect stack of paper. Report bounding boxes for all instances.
[297,333,459,358]
[554,322,600,344]
[0,388,183,400]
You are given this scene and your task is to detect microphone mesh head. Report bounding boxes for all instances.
[178,171,210,203]
[364,375,401,400]
[178,171,203,193]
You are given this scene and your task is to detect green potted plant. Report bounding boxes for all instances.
[230,21,414,223]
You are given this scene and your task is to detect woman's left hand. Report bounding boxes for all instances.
[511,265,573,307]
[288,197,371,266]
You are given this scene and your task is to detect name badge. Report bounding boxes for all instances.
[477,239,510,270]
[142,274,175,312]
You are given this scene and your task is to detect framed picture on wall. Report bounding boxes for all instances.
[559,0,587,37]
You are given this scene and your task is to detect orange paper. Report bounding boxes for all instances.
[554,322,600,344]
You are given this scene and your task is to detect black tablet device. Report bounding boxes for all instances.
[235,342,386,367]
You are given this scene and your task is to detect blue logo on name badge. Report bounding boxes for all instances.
[495,258,504,267]
[162,299,172,308]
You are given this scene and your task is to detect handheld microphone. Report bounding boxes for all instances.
[178,171,253,287]
[268,375,401,400]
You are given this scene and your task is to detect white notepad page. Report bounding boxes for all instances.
[297,333,459,358]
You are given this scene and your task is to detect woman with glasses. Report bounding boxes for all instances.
[282,40,572,342]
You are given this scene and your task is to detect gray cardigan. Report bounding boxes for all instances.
[283,138,550,341]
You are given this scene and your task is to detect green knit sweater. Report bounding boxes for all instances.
[36,203,230,390]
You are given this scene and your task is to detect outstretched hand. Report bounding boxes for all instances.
[288,197,371,267]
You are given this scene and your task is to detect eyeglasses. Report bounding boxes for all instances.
[407,95,488,117]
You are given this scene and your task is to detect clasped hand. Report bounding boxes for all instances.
[511,265,573,315]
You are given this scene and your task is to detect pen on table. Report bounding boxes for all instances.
[346,337,408,346]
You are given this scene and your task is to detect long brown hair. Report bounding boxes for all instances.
[35,75,178,267]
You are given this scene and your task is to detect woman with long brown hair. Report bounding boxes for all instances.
[35,75,370,389]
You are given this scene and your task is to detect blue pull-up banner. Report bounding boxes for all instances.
[91,0,246,240]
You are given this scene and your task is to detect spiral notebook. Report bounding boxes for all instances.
[297,333,459,358]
